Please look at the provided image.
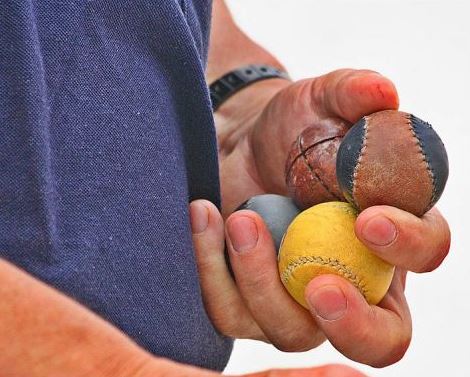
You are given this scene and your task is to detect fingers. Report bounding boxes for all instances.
[312,69,399,123]
[355,206,451,273]
[305,269,412,368]
[190,200,265,340]
[225,210,325,352]
[242,364,367,377]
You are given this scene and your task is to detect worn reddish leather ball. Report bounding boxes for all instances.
[336,110,449,217]
[285,122,348,210]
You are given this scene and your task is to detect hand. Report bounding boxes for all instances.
[153,360,365,377]
[190,199,450,367]
[195,69,451,367]
[216,69,400,216]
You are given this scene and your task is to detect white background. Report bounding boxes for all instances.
[224,1,470,376]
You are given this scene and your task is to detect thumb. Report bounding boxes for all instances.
[313,68,399,123]
[305,273,411,368]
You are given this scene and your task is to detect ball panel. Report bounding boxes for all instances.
[286,124,348,209]
[240,194,300,252]
[287,155,330,209]
[410,114,449,209]
[304,138,344,201]
[225,194,301,277]
[336,117,367,207]
[280,257,368,308]
[353,111,434,216]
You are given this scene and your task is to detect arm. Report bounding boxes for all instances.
[207,0,284,83]
[0,258,222,377]
[208,0,292,217]
[0,259,360,377]
[196,0,450,368]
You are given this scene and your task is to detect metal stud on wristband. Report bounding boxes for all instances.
[209,64,290,111]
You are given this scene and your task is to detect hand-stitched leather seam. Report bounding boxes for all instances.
[285,134,345,175]
[281,255,367,297]
[285,135,303,177]
[408,115,436,213]
[300,151,342,201]
[352,116,369,210]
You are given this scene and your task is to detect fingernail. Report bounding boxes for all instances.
[308,285,347,321]
[190,202,209,234]
[361,216,397,246]
[227,216,258,253]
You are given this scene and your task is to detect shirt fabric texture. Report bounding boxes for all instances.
[0,0,232,370]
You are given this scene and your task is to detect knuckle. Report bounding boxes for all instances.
[409,212,451,273]
[271,340,309,353]
[271,328,325,353]
[415,240,450,273]
[370,331,411,368]
[238,267,276,294]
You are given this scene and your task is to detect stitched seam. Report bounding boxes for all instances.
[281,255,367,297]
[285,135,303,177]
[351,117,369,210]
[286,132,344,201]
[300,151,342,201]
[286,134,345,174]
[408,115,436,212]
[179,0,188,16]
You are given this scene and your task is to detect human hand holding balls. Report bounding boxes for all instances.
[238,110,448,308]
[192,68,451,367]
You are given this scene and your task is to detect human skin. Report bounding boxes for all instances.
[0,257,365,376]
[0,1,366,376]
[0,0,449,377]
[189,0,451,369]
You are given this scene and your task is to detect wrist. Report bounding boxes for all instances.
[215,77,290,162]
[214,78,291,147]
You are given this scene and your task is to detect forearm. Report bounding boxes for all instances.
[208,1,293,216]
[207,0,284,82]
[0,259,160,377]
[208,0,290,122]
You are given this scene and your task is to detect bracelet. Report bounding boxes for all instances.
[209,64,290,111]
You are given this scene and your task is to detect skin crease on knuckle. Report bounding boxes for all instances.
[417,244,450,273]
[234,263,278,296]
[402,215,451,273]
[269,326,326,353]
[366,208,449,273]
[363,311,411,368]
[418,217,451,273]
[211,303,266,341]
[369,335,411,369]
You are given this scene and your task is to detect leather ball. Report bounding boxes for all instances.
[285,122,348,210]
[236,194,301,252]
[336,110,449,217]
[225,194,301,277]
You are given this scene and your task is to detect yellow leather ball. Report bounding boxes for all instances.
[278,202,394,308]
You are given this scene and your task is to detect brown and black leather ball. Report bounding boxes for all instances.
[336,110,449,217]
[285,122,349,210]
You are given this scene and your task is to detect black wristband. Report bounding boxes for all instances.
[209,64,290,111]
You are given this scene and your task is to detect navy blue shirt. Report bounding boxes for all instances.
[0,0,232,371]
